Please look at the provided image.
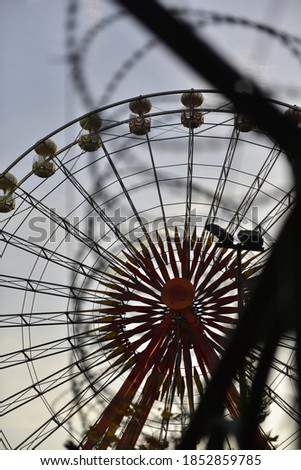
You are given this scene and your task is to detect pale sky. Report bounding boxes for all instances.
[1,0,301,451]
[1,0,301,165]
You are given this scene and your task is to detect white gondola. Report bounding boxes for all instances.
[33,139,57,178]
[181,90,204,129]
[129,97,152,135]
[0,173,18,212]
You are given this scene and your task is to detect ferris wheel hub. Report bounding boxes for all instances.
[161,277,195,310]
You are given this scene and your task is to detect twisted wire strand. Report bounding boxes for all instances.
[66,2,301,108]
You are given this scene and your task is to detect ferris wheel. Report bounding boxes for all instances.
[0,89,299,450]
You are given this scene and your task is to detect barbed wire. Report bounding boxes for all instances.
[66,1,301,108]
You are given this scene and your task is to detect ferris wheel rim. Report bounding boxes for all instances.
[0,88,299,449]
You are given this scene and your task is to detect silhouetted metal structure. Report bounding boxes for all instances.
[1,1,301,450]
[118,0,301,449]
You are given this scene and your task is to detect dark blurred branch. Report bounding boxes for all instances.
[117,0,301,450]
[116,0,301,179]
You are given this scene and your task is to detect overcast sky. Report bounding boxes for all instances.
[1,0,301,450]
[1,0,301,167]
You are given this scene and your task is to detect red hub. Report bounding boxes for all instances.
[161,277,195,310]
